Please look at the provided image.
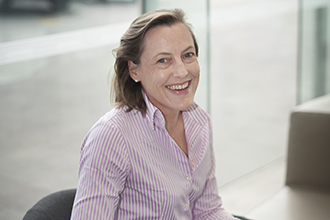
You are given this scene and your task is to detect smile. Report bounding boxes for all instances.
[166,81,189,91]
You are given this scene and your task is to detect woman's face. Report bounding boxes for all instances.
[129,22,200,116]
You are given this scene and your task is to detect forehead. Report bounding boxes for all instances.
[141,23,195,55]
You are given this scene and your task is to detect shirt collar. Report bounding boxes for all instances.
[182,103,208,126]
[142,90,166,131]
[142,90,208,130]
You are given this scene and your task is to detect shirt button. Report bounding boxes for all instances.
[191,161,196,168]
[184,202,189,208]
[185,176,191,181]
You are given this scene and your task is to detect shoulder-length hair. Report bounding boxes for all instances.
[111,8,199,115]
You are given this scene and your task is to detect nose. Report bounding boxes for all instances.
[173,58,188,78]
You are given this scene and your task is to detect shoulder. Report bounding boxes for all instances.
[83,106,146,149]
[81,107,133,169]
[92,106,142,131]
[82,107,129,152]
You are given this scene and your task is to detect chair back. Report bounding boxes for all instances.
[22,189,76,220]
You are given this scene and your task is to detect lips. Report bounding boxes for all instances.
[166,81,189,91]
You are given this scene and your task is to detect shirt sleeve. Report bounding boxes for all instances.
[192,119,239,220]
[192,150,239,220]
[70,121,130,220]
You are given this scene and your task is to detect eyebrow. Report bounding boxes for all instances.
[182,46,195,53]
[153,52,171,59]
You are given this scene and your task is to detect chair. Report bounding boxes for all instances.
[286,94,330,191]
[22,188,249,220]
[246,95,330,220]
[22,189,76,220]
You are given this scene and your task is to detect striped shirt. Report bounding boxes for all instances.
[71,92,237,220]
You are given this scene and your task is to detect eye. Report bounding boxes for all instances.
[158,58,167,63]
[183,52,196,63]
[156,57,171,68]
[184,52,194,58]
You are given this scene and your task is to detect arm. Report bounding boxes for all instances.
[193,118,238,220]
[71,122,130,220]
[192,149,238,220]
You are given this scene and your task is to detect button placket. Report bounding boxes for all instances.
[190,161,196,170]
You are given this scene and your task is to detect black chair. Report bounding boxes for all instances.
[22,188,250,220]
[22,189,76,220]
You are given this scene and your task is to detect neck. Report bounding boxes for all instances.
[162,109,188,156]
[163,110,182,133]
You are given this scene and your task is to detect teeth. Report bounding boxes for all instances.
[167,82,189,90]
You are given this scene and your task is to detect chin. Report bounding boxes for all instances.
[178,100,194,111]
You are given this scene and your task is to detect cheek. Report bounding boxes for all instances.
[190,62,200,78]
[149,71,169,88]
[196,65,200,77]
[157,72,168,83]
[141,70,168,91]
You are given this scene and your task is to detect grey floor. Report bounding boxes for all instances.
[0,0,300,219]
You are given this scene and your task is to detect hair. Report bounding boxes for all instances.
[111,8,199,115]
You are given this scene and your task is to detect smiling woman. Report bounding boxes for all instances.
[128,23,199,118]
[127,22,200,157]
[70,8,239,220]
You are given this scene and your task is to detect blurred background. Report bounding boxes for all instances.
[0,0,329,219]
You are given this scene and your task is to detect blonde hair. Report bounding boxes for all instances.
[111,8,199,115]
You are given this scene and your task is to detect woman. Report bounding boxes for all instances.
[71,8,238,220]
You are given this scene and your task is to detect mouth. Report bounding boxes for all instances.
[166,81,190,91]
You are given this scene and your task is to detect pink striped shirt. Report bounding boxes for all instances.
[71,92,237,220]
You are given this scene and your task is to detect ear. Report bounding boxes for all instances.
[128,61,141,82]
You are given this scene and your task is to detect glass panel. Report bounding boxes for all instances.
[0,3,141,218]
[210,0,297,186]
[143,0,210,112]
[298,0,330,103]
